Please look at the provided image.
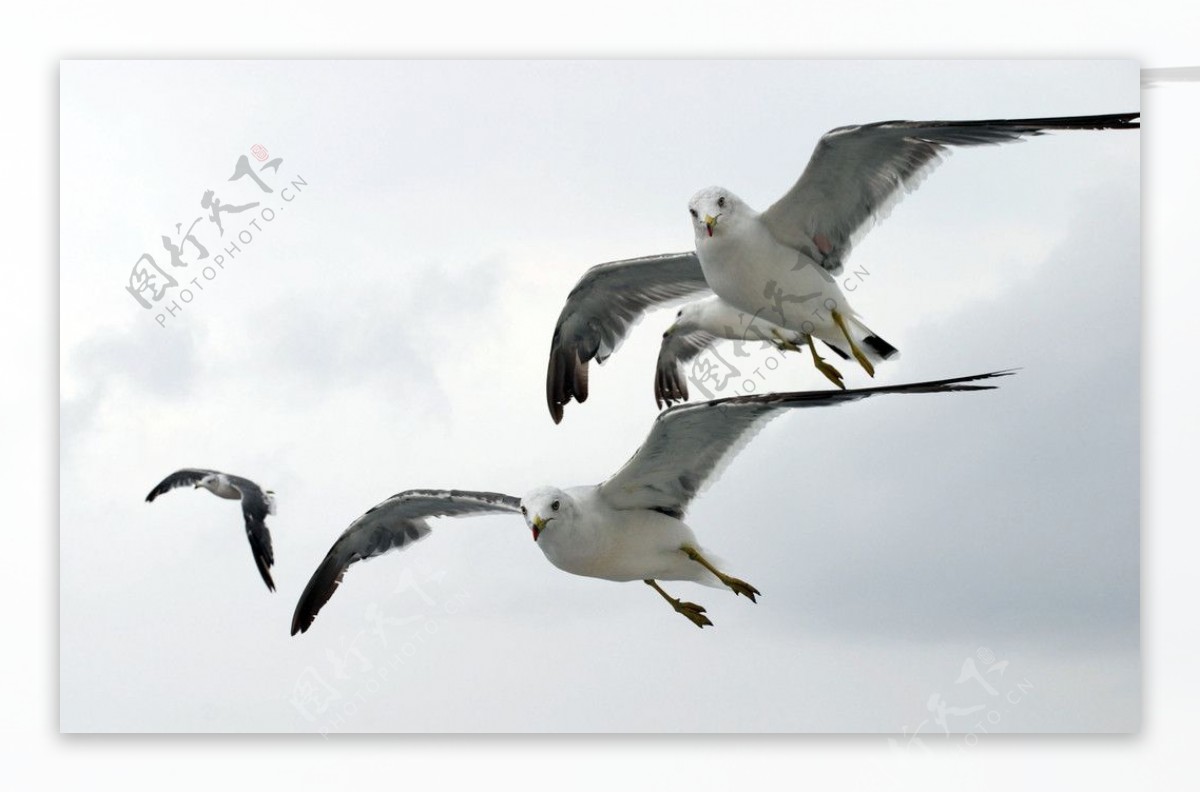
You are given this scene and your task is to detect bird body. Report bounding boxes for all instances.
[689,188,896,383]
[691,188,853,341]
[196,473,246,502]
[529,486,719,587]
[677,294,808,347]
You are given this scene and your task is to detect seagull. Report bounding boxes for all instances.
[145,468,278,591]
[291,371,1011,634]
[545,113,1138,422]
[654,295,853,409]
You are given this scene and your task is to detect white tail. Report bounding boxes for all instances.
[847,316,900,363]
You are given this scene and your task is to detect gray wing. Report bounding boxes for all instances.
[761,113,1140,274]
[654,327,720,410]
[226,475,276,592]
[599,371,1013,518]
[546,252,711,423]
[144,468,218,501]
[291,489,522,635]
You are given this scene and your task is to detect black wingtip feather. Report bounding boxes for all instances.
[653,362,689,412]
[255,551,276,592]
[823,342,851,360]
[546,346,590,424]
[573,355,589,403]
[291,553,347,635]
[862,335,899,360]
[675,369,1016,416]
[899,112,1140,133]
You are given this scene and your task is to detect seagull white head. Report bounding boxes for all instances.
[664,302,703,337]
[195,473,219,490]
[520,486,575,543]
[688,187,749,240]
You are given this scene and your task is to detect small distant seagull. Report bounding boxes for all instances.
[291,371,1011,635]
[546,113,1138,423]
[145,468,277,592]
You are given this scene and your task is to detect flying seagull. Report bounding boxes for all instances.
[545,113,1138,422]
[292,371,1011,634]
[654,295,852,409]
[145,468,278,591]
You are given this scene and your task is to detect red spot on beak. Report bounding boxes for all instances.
[706,225,713,237]
[531,525,540,542]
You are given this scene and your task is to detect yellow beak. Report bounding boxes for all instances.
[704,215,717,237]
[531,515,547,541]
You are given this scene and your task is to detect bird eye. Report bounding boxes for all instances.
[676,309,683,318]
[551,500,560,511]
[520,506,527,516]
[717,196,726,208]
[689,208,698,218]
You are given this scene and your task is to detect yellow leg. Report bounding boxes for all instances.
[770,328,801,353]
[645,579,711,628]
[680,546,761,603]
[805,333,845,390]
[831,309,875,377]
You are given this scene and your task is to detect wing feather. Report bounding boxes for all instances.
[761,113,1140,274]
[291,489,521,635]
[653,327,721,410]
[546,252,711,423]
[600,371,1014,517]
[144,468,218,501]
[227,475,276,592]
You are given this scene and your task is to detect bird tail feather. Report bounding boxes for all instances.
[847,317,900,363]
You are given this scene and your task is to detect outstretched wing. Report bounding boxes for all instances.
[599,371,1013,518]
[291,489,522,635]
[761,113,1140,274]
[546,252,711,423]
[227,475,276,592]
[144,468,218,502]
[654,327,721,410]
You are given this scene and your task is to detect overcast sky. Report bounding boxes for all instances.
[59,60,1139,734]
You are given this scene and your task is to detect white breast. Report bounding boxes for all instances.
[698,216,851,336]
[535,490,709,584]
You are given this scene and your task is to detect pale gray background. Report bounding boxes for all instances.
[60,60,1139,733]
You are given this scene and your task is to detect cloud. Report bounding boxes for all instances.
[60,322,202,449]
